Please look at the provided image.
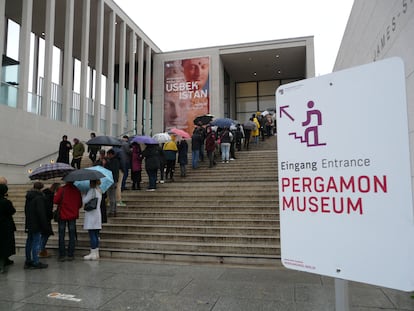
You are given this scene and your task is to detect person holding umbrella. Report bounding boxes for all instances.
[82,180,102,260]
[87,133,101,164]
[53,181,82,261]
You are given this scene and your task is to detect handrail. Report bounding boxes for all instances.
[0,150,58,167]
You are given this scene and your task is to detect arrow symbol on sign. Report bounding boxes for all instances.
[279,105,294,121]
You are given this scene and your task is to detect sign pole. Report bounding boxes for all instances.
[335,278,349,311]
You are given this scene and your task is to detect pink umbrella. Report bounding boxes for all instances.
[168,128,191,139]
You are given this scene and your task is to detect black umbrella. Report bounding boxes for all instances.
[63,168,106,182]
[86,135,122,146]
[193,114,214,125]
[29,163,74,180]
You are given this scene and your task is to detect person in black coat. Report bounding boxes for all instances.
[57,135,72,164]
[24,182,50,269]
[39,183,60,258]
[105,149,120,217]
[0,184,16,273]
[177,139,188,177]
[142,144,161,191]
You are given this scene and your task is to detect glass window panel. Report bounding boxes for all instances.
[237,112,255,123]
[236,96,257,112]
[236,82,256,97]
[6,20,20,60]
[259,80,280,96]
[259,96,276,111]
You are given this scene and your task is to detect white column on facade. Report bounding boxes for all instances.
[17,0,33,111]
[62,0,74,123]
[136,38,144,135]
[118,21,126,135]
[94,0,104,133]
[0,0,5,84]
[43,0,55,118]
[106,10,116,135]
[144,45,152,135]
[80,0,90,128]
[32,36,39,94]
[127,31,136,133]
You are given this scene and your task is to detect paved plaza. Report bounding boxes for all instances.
[0,256,413,310]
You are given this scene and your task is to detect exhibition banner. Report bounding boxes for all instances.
[164,57,210,134]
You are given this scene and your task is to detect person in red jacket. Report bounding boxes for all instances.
[53,181,82,261]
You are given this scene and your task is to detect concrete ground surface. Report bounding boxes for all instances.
[0,256,413,311]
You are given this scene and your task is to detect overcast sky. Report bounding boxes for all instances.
[114,0,354,76]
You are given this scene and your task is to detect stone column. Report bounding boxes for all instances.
[43,0,55,118]
[17,0,33,111]
[62,0,74,123]
[79,0,90,128]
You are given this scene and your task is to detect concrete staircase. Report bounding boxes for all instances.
[9,135,280,266]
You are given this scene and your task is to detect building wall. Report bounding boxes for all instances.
[0,104,91,183]
[334,0,414,194]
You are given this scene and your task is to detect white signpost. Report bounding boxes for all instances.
[276,57,414,296]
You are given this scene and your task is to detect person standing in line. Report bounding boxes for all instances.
[88,133,101,164]
[94,149,108,223]
[0,182,16,273]
[82,180,102,261]
[251,115,260,144]
[205,127,217,168]
[163,135,178,181]
[194,122,206,162]
[191,129,203,169]
[39,183,60,258]
[177,139,188,177]
[104,149,120,216]
[130,142,143,190]
[142,143,161,191]
[57,135,72,164]
[24,182,50,269]
[71,138,85,169]
[53,181,82,261]
[219,127,232,163]
[119,135,132,191]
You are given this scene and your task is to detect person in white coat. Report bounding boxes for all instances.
[82,180,102,260]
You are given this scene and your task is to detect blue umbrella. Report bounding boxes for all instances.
[132,135,158,144]
[211,117,236,128]
[74,166,114,193]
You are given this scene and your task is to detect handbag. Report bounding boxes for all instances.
[53,208,60,222]
[84,190,98,211]
[53,188,65,222]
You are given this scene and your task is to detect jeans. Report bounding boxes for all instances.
[107,184,117,213]
[221,143,230,161]
[40,233,50,251]
[147,168,157,189]
[121,163,130,190]
[58,219,76,258]
[25,232,42,264]
[88,229,100,249]
[192,150,200,168]
[207,151,215,167]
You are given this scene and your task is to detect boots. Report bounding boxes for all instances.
[83,248,99,260]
